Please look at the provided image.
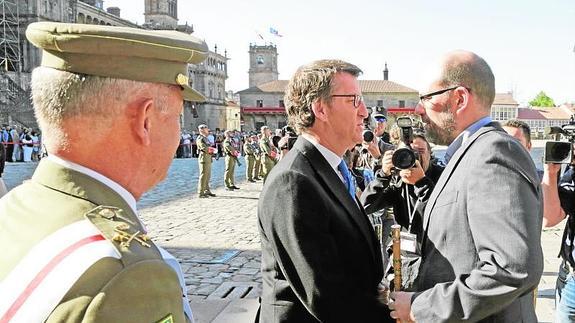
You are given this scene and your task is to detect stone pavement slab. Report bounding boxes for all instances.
[191,299,259,323]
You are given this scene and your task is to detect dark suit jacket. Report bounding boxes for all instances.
[411,123,544,322]
[257,137,391,322]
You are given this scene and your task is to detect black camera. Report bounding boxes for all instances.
[363,129,375,142]
[280,125,298,150]
[544,116,575,164]
[362,113,375,142]
[392,117,419,170]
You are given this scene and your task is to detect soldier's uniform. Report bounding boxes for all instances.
[259,135,275,182]
[0,22,208,322]
[252,140,262,181]
[196,133,214,197]
[243,140,256,182]
[223,137,239,189]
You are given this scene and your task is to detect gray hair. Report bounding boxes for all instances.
[31,67,170,149]
[440,52,495,109]
[284,59,362,133]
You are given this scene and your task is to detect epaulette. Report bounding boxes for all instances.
[84,205,158,266]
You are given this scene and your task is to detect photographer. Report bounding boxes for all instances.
[360,113,395,172]
[276,125,298,160]
[542,148,575,322]
[360,128,444,244]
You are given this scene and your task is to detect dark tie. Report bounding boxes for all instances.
[338,160,356,199]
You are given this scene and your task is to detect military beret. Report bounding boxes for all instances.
[26,22,209,102]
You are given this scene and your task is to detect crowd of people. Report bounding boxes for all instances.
[0,125,42,163]
[2,20,575,323]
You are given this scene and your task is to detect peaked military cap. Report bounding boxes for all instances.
[26,22,209,102]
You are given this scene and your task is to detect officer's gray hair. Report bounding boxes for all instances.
[31,67,170,149]
[284,59,362,133]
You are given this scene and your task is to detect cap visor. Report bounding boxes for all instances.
[183,85,206,102]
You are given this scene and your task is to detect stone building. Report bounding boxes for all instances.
[490,92,520,123]
[0,0,227,130]
[237,44,420,131]
[186,47,229,131]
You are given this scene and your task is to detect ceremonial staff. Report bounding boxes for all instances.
[391,224,401,323]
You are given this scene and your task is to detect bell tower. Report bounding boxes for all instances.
[144,0,178,29]
[248,44,278,88]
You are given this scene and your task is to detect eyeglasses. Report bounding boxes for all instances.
[330,94,364,108]
[374,116,387,122]
[419,86,461,103]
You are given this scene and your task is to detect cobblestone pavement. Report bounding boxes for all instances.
[140,180,262,302]
[3,157,247,208]
[2,160,563,321]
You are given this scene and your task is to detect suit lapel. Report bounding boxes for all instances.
[422,123,501,246]
[293,138,379,265]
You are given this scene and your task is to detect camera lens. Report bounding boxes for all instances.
[363,129,374,142]
[392,148,417,169]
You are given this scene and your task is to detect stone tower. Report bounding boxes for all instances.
[248,44,278,88]
[144,0,178,29]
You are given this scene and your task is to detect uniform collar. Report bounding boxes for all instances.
[47,155,138,215]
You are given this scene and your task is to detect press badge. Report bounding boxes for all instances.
[400,232,418,253]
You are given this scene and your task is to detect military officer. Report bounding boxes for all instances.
[222,130,240,190]
[259,126,276,182]
[243,134,257,182]
[0,22,208,322]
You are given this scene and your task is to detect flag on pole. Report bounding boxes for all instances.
[269,27,283,37]
[254,30,265,41]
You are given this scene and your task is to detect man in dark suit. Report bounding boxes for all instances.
[257,60,392,322]
[390,50,543,322]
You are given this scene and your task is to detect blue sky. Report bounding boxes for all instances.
[106,0,574,105]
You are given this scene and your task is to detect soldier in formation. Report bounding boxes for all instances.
[223,130,241,190]
[243,134,257,182]
[259,126,276,182]
[196,124,216,198]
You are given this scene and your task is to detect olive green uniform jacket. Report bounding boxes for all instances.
[0,159,186,322]
[243,142,255,181]
[223,138,237,187]
[196,134,213,194]
[259,136,275,181]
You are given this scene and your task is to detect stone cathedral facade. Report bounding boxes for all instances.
[2,0,228,130]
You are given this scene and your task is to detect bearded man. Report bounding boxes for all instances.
[389,50,543,322]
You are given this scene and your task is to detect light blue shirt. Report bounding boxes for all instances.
[444,116,492,165]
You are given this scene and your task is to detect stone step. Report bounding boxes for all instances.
[190,299,259,323]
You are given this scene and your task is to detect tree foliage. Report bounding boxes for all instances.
[529,91,555,107]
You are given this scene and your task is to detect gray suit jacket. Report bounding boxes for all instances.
[411,123,543,322]
[257,137,391,322]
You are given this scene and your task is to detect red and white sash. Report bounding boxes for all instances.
[0,220,120,323]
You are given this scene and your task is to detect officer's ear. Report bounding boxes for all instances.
[128,97,154,146]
